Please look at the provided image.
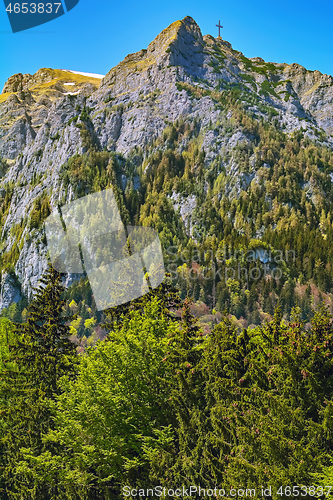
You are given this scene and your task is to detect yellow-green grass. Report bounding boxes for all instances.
[0,92,14,104]
[0,69,102,104]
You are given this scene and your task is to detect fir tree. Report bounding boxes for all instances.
[156,299,206,487]
[103,273,182,332]
[1,264,78,499]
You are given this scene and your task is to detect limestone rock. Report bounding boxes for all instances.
[0,272,22,310]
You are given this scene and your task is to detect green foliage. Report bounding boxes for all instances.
[259,80,280,99]
[176,82,213,100]
[29,193,51,229]
[148,305,333,494]
[22,297,179,497]
[105,102,124,115]
[239,54,255,72]
[312,460,333,496]
[60,152,132,228]
[0,264,78,499]
[0,318,15,371]
[0,297,28,323]
[0,277,333,497]
[103,274,182,332]
[0,182,15,227]
[50,131,60,141]
[240,73,257,90]
[67,115,79,126]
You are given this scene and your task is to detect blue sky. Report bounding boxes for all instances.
[0,0,332,91]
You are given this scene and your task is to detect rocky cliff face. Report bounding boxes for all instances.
[0,16,332,308]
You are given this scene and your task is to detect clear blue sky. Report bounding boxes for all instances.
[0,0,332,91]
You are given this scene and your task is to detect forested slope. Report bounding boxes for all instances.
[0,16,333,331]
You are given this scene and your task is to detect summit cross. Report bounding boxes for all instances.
[216,20,223,38]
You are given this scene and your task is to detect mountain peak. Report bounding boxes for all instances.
[147,16,203,53]
[100,16,204,93]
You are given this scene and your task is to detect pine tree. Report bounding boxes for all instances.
[1,264,78,499]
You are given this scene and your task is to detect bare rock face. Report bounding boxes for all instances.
[100,17,204,93]
[251,57,265,63]
[281,63,333,134]
[1,113,36,159]
[2,74,25,93]
[2,69,57,94]
[0,15,332,309]
[15,237,49,300]
[0,272,22,310]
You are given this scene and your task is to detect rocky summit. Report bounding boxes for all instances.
[0,16,333,313]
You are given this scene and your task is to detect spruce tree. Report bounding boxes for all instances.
[103,273,182,332]
[158,299,206,487]
[1,264,78,499]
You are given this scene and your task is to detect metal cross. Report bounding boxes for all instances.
[216,20,223,38]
